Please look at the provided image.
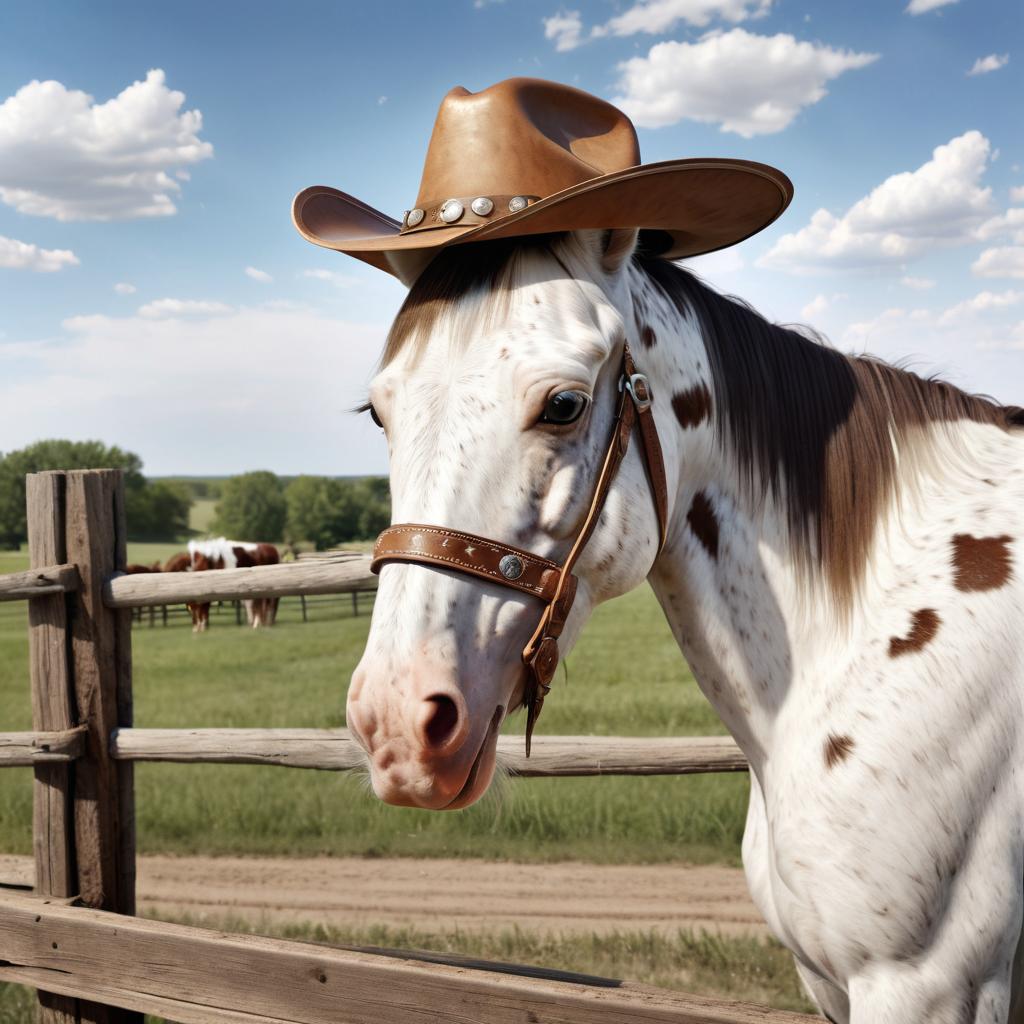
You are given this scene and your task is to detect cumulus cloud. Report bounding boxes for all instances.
[936,289,1022,327]
[972,247,1024,280]
[967,53,1009,76]
[906,0,957,13]
[543,10,584,51]
[0,235,79,272]
[0,69,212,222]
[245,266,273,283]
[612,29,878,134]
[303,268,359,288]
[0,306,389,475]
[137,298,234,319]
[801,294,830,320]
[113,282,137,295]
[760,131,997,272]
[593,0,771,36]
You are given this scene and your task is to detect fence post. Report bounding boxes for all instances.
[27,473,77,1024]
[67,470,141,1023]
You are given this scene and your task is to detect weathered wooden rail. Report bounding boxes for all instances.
[0,469,810,1024]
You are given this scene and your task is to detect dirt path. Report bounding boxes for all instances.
[0,854,766,937]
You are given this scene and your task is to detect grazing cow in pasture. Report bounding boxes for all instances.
[187,538,280,631]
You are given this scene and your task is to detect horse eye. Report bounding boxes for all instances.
[367,404,383,429]
[540,390,589,425]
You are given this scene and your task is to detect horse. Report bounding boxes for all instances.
[345,229,1024,1023]
[186,538,280,631]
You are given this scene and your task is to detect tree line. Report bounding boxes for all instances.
[0,440,389,550]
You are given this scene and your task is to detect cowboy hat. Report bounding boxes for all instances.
[292,77,792,276]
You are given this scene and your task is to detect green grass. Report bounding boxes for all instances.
[189,497,218,534]
[0,569,746,864]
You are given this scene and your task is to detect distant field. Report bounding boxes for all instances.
[0,570,745,865]
[189,497,218,534]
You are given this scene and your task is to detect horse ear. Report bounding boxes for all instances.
[386,249,435,288]
[601,228,639,275]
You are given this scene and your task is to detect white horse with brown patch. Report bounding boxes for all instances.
[293,79,1024,1023]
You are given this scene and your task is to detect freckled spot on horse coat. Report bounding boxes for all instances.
[888,608,941,658]
[640,324,656,349]
[824,733,855,769]
[672,384,712,429]
[951,533,1013,591]
[687,491,719,560]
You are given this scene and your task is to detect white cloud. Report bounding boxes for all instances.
[113,282,137,295]
[0,69,212,222]
[936,289,1022,327]
[1010,186,1024,204]
[967,53,1009,76]
[801,294,830,320]
[0,235,79,272]
[303,268,360,288]
[901,276,936,289]
[0,306,389,475]
[612,29,878,134]
[761,131,996,272]
[543,11,584,51]
[976,208,1024,243]
[137,298,234,319]
[972,247,1024,280]
[245,266,273,283]
[906,0,957,13]
[593,0,770,36]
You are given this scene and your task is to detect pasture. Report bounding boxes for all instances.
[0,543,747,865]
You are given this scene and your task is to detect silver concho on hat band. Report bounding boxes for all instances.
[471,196,494,216]
[508,196,529,213]
[498,554,524,580]
[439,199,464,223]
[405,208,425,228]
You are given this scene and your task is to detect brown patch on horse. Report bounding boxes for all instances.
[672,384,712,429]
[888,608,941,658]
[824,733,855,769]
[641,255,1024,612]
[687,491,719,560]
[951,534,1013,591]
[640,324,657,349]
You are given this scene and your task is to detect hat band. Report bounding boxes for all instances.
[401,194,541,234]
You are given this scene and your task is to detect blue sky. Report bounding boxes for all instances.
[0,0,1019,475]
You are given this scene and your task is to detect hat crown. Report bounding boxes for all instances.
[414,78,641,208]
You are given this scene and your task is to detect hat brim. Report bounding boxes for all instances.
[292,159,793,275]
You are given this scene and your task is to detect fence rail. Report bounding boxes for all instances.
[0,890,815,1024]
[0,728,86,767]
[108,728,748,776]
[0,564,80,602]
[103,555,375,607]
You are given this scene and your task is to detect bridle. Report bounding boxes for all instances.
[370,342,669,755]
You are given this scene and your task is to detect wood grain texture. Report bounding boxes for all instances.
[0,563,80,602]
[0,890,815,1024]
[63,471,141,1024]
[0,728,86,766]
[103,556,376,607]
[109,729,747,776]
[25,472,81,1024]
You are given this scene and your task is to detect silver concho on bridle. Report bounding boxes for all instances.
[498,554,524,580]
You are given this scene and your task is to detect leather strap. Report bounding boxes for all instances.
[370,343,668,755]
[401,195,541,234]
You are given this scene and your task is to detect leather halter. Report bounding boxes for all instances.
[370,343,670,755]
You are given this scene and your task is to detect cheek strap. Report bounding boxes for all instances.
[370,343,668,755]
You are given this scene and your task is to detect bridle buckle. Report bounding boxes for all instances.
[621,372,653,411]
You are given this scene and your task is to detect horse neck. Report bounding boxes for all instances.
[623,261,852,766]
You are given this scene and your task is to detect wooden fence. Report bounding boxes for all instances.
[0,469,817,1024]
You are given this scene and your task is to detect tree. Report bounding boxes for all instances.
[213,471,287,541]
[0,439,185,548]
[284,475,390,549]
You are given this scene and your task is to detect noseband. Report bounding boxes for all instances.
[370,343,669,754]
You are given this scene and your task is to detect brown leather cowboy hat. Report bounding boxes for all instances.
[292,77,793,276]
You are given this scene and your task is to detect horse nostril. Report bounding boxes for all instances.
[422,695,461,750]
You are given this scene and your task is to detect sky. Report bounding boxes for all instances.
[0,0,1019,476]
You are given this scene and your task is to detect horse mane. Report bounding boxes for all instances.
[639,255,1024,607]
